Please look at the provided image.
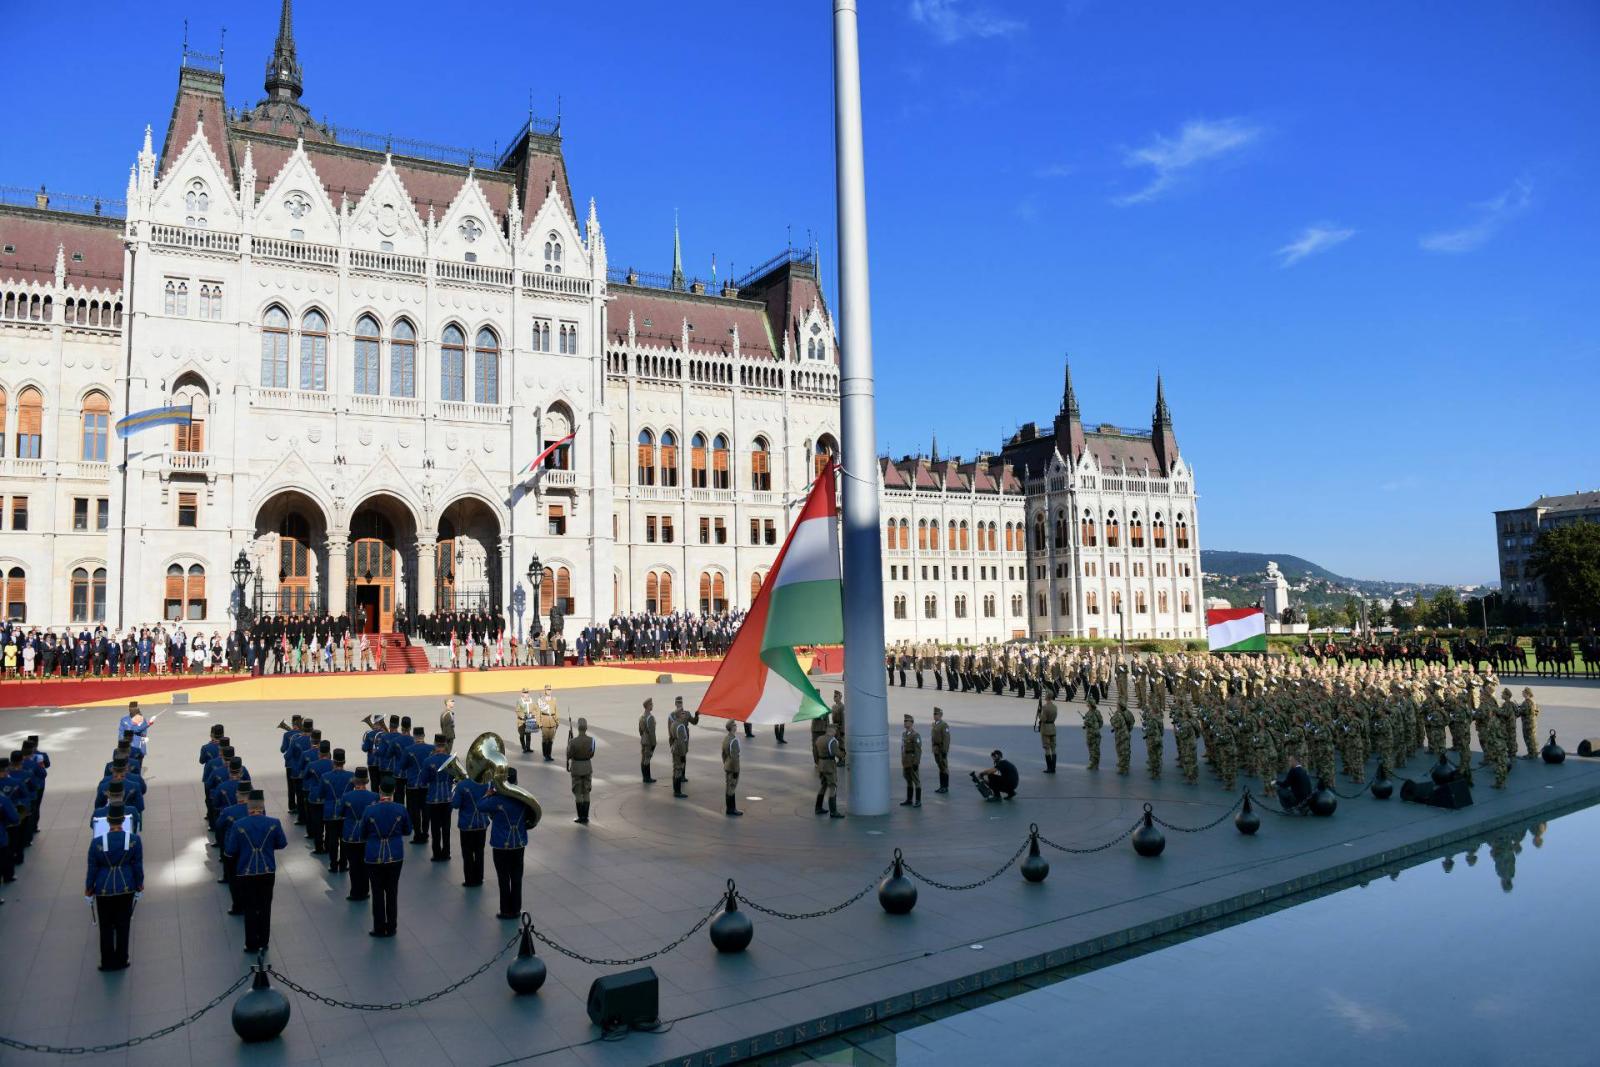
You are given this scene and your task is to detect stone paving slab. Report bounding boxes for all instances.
[1,679,1597,1065]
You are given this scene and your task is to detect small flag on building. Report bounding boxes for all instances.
[516,426,579,482]
[1206,606,1267,653]
[115,404,192,439]
[699,463,843,724]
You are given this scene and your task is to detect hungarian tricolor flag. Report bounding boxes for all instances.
[700,464,843,724]
[1206,606,1267,652]
[516,426,579,482]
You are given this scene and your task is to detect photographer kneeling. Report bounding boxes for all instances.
[1274,755,1314,813]
[971,750,1019,801]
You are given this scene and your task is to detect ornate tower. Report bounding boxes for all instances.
[1152,373,1179,475]
[1052,355,1085,463]
[264,0,303,102]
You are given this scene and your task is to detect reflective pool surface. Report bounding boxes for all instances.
[764,803,1600,1066]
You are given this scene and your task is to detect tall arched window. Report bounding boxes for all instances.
[1106,512,1120,548]
[929,520,940,551]
[1033,513,1046,551]
[645,571,658,611]
[1153,514,1167,548]
[81,391,110,462]
[390,319,416,398]
[750,436,771,491]
[354,314,381,395]
[184,178,209,227]
[16,387,43,458]
[750,571,765,604]
[299,309,328,391]
[917,519,929,550]
[1086,591,1099,615]
[814,434,837,478]
[1080,511,1097,547]
[278,513,313,614]
[2,566,26,622]
[958,520,969,551]
[172,376,207,452]
[893,594,907,619]
[1111,590,1123,615]
[555,566,573,614]
[899,518,909,549]
[474,327,500,404]
[1158,590,1169,613]
[1176,515,1190,549]
[659,430,679,487]
[1131,513,1145,548]
[636,429,657,486]
[544,234,563,274]
[0,386,6,458]
[884,519,898,549]
[923,594,938,619]
[261,305,290,388]
[1135,590,1147,614]
[690,432,709,489]
[441,324,466,402]
[712,434,730,490]
[164,562,207,620]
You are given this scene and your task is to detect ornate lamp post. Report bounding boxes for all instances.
[231,550,253,664]
[527,555,544,656]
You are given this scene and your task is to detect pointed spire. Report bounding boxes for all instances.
[1152,372,1178,475]
[670,210,685,290]
[1154,372,1172,427]
[931,433,940,464]
[264,0,304,103]
[1054,352,1085,464]
[1061,354,1080,418]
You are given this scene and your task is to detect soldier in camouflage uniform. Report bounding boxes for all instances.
[899,714,922,808]
[931,707,951,792]
[1140,703,1164,780]
[1449,681,1474,786]
[1035,696,1058,773]
[1174,697,1199,785]
[1211,711,1238,791]
[1517,687,1540,759]
[1081,697,1103,771]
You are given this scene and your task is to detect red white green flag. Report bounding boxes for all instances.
[699,464,843,724]
[1206,606,1268,652]
[516,427,578,482]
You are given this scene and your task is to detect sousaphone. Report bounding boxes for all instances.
[445,732,542,829]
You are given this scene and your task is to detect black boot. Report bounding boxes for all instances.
[542,739,553,761]
[815,791,826,815]
[574,802,589,825]
[828,797,844,819]
[914,788,922,808]
[643,763,655,783]
[725,794,743,817]
[900,785,914,807]
[673,778,685,798]
[937,772,949,793]
[1045,754,1056,773]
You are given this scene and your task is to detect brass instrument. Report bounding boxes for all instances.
[362,714,384,729]
[445,732,541,829]
[275,720,293,731]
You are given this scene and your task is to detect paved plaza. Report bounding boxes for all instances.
[2,677,1598,1066]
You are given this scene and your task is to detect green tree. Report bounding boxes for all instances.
[1530,520,1600,628]
[1431,587,1461,629]
[1388,599,1414,630]
[1342,596,1361,629]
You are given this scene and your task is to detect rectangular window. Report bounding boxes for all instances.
[72,578,89,623]
[646,516,658,543]
[441,347,465,402]
[548,504,566,536]
[699,516,711,544]
[74,497,89,531]
[97,498,109,530]
[661,516,674,544]
[750,518,760,545]
[177,491,198,528]
[532,319,551,353]
[10,497,27,531]
[714,518,727,545]
[83,411,108,462]
[764,519,776,545]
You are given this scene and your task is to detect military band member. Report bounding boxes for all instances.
[535,686,561,761]
[482,769,533,919]
[815,722,846,819]
[638,698,658,783]
[225,790,288,955]
[302,738,332,852]
[422,735,456,861]
[117,703,151,755]
[567,718,596,824]
[403,726,432,844]
[359,778,412,937]
[318,750,355,873]
[931,707,951,792]
[722,720,743,817]
[451,769,490,887]
[1036,696,1059,773]
[85,804,142,971]
[900,714,923,808]
[515,688,535,753]
[338,769,376,901]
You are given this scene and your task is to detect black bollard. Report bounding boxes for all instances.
[1235,792,1260,835]
[878,849,918,914]
[1310,780,1337,817]
[1020,825,1050,883]
[506,915,547,995]
[1542,731,1565,765]
[1132,803,1165,857]
[710,880,754,953]
[232,961,291,1043]
[1370,769,1394,800]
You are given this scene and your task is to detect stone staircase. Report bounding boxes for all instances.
[378,633,430,673]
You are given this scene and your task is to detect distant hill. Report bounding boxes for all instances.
[1200,549,1468,611]
[1200,551,1346,584]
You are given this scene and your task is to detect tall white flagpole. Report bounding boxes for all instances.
[833,0,889,815]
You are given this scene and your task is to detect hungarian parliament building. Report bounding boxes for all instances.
[0,4,1202,647]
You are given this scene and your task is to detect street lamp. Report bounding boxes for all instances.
[527,554,544,641]
[231,549,252,669]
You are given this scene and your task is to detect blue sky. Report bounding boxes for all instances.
[8,1,1597,584]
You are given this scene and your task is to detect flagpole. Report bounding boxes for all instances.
[833,0,889,816]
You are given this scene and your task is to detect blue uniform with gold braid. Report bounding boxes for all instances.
[359,798,412,936]
[338,786,378,900]
[482,791,533,918]
[85,826,142,970]
[225,811,287,952]
[451,778,490,886]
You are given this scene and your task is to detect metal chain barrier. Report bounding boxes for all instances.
[267,928,521,1011]
[735,864,893,919]
[902,838,1031,891]
[1248,788,1303,817]
[524,899,724,966]
[1038,818,1142,854]
[1148,793,1246,833]
[0,972,251,1055]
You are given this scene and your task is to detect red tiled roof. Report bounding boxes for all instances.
[0,207,125,289]
[878,455,1019,495]
[159,80,235,184]
[243,138,516,224]
[606,287,777,359]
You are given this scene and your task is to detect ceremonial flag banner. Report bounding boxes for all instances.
[115,404,192,439]
[1206,606,1268,652]
[700,464,843,724]
[516,428,578,482]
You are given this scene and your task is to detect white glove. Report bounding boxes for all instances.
[134,891,143,903]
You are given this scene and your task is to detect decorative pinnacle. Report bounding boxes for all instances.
[264,0,304,102]
[1061,355,1080,418]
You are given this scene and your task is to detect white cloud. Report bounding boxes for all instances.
[1033,162,1077,179]
[907,0,1024,44]
[1277,223,1355,267]
[1420,177,1533,253]
[1114,117,1262,204]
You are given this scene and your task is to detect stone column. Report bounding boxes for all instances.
[498,536,513,619]
[326,536,349,616]
[417,536,437,615]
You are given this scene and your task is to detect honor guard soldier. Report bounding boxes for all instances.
[722,721,743,817]
[338,769,376,901]
[451,769,490,887]
[931,708,951,792]
[225,790,288,955]
[215,781,253,910]
[516,689,536,753]
[403,727,433,844]
[535,686,561,761]
[567,718,597,824]
[440,698,457,748]
[810,710,829,770]
[359,778,412,937]
[670,704,693,798]
[422,735,456,861]
[361,717,383,774]
[814,721,846,818]
[317,750,355,873]
[638,698,658,783]
[482,769,533,918]
[302,738,333,852]
[199,723,225,776]
[900,715,923,808]
[1036,696,1059,773]
[0,785,20,890]
[85,804,142,971]
[386,717,412,809]
[829,691,847,748]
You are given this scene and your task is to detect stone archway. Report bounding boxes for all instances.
[435,496,503,614]
[346,493,419,634]
[253,490,331,619]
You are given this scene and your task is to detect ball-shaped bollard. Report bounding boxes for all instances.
[1235,793,1261,836]
[1542,731,1566,765]
[232,966,291,1044]
[1132,804,1165,858]
[506,921,547,995]
[710,880,754,954]
[879,849,918,914]
[1310,782,1338,817]
[1020,825,1050,883]
[1370,771,1394,801]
